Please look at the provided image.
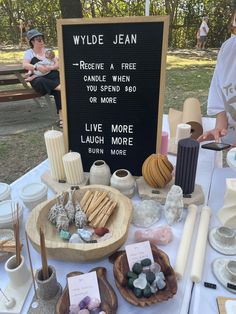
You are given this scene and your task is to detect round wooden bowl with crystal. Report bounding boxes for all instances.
[113,244,177,306]
[25,185,132,262]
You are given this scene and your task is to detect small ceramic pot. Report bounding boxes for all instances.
[89,160,111,186]
[225,260,236,282]
[35,265,60,300]
[5,255,31,288]
[214,227,236,245]
[110,169,135,198]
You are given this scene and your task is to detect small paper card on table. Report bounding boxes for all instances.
[125,241,154,270]
[68,271,101,305]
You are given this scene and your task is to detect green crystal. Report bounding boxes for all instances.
[143,285,152,298]
[59,229,71,240]
[127,271,138,279]
[146,271,156,284]
[127,278,135,289]
[141,258,152,267]
[132,262,143,274]
[133,287,142,298]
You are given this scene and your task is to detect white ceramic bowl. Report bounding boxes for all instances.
[0,200,23,229]
[0,183,11,201]
[19,182,48,210]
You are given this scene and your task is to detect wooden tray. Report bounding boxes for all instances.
[56,267,118,314]
[113,244,177,306]
[26,185,132,262]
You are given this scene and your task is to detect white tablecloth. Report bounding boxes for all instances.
[190,167,236,314]
[0,115,221,314]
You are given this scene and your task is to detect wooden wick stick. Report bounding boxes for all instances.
[25,231,38,299]
[39,227,49,280]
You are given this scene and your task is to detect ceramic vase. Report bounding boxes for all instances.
[35,265,60,300]
[110,169,135,198]
[5,255,31,288]
[89,160,111,186]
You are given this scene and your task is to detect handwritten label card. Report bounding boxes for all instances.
[67,271,101,305]
[125,241,154,270]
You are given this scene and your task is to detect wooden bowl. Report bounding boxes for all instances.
[113,244,177,306]
[26,185,132,262]
[56,267,118,314]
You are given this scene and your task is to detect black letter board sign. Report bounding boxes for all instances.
[57,16,169,175]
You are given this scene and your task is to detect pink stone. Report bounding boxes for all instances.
[88,298,101,310]
[134,225,173,245]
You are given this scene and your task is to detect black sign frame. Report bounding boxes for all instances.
[57,16,169,175]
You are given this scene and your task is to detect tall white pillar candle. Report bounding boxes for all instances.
[175,204,198,280]
[175,123,191,144]
[44,130,66,181]
[63,152,84,185]
[190,206,211,283]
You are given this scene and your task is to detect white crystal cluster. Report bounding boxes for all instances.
[132,200,162,227]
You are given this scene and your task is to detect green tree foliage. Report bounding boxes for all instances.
[0,0,234,48]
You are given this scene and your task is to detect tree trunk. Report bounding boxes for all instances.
[59,0,83,18]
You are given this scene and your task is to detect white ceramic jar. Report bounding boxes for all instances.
[110,169,135,198]
[0,201,23,229]
[0,183,11,201]
[19,182,48,210]
[89,160,111,185]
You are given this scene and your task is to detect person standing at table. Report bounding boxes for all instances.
[199,17,209,50]
[22,29,63,128]
[198,35,236,145]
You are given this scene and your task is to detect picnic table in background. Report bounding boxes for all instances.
[0,63,52,107]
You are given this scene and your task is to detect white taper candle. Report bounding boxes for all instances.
[175,204,198,280]
[44,130,66,181]
[190,206,211,283]
[63,152,84,185]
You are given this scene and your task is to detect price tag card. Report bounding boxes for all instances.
[67,271,101,305]
[125,241,154,270]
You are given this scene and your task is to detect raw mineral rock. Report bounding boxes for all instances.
[69,304,79,314]
[97,232,112,242]
[78,310,89,314]
[164,185,183,225]
[77,229,93,242]
[79,296,91,310]
[134,225,173,245]
[132,200,162,228]
[69,233,84,244]
[133,273,147,289]
[88,298,101,310]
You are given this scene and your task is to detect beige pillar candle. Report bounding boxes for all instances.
[190,206,211,283]
[63,152,84,185]
[44,130,66,181]
[175,123,191,144]
[175,204,198,280]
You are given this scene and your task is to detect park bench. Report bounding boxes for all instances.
[0,64,53,107]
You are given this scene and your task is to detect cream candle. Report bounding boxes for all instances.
[63,152,84,185]
[175,123,191,144]
[190,206,211,283]
[44,130,66,181]
[175,204,198,280]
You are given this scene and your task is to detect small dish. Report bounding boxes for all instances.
[0,183,11,201]
[212,258,236,293]
[0,200,23,229]
[19,182,48,210]
[56,267,117,314]
[113,244,177,306]
[209,226,236,255]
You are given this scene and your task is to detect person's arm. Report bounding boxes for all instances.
[23,59,36,72]
[197,111,228,142]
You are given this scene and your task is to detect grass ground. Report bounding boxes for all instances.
[0,48,218,183]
